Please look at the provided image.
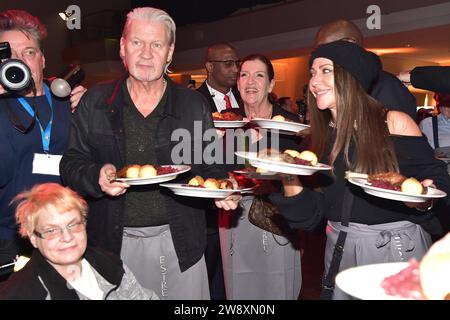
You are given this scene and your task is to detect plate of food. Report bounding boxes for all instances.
[345,171,447,203]
[114,164,191,185]
[338,232,450,300]
[235,149,332,176]
[213,111,248,128]
[233,167,280,180]
[161,176,241,198]
[251,115,310,134]
[336,262,414,300]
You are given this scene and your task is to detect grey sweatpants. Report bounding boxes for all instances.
[326,220,432,300]
[121,225,210,300]
[219,196,302,300]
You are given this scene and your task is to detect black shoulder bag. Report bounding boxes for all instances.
[320,186,354,300]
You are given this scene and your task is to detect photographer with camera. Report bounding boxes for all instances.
[0,10,85,280]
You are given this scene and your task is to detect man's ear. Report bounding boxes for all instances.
[119,37,125,59]
[206,61,213,74]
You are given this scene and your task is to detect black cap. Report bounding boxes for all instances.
[310,40,381,92]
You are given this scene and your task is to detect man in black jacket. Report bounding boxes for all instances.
[315,19,417,119]
[60,7,239,300]
[398,66,450,94]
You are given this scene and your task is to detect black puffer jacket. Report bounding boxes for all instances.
[60,76,226,272]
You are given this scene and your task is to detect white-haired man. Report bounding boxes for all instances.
[60,7,239,299]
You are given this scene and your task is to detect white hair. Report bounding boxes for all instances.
[122,7,176,45]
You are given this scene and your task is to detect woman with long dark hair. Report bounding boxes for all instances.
[270,41,450,299]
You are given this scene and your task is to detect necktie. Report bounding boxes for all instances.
[224,94,232,110]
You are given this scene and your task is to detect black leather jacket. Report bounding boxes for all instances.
[60,76,226,272]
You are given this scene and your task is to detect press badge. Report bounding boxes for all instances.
[32,153,62,176]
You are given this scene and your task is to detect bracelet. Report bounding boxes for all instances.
[415,200,434,212]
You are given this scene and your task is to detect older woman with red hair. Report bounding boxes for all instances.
[0,183,158,300]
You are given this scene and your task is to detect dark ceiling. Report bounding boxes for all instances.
[131,0,287,26]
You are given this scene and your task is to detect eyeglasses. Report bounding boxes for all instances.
[208,60,241,68]
[33,220,86,240]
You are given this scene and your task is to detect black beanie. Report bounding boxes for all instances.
[310,40,381,92]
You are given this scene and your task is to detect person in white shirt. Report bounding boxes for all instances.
[196,43,243,300]
[419,92,450,156]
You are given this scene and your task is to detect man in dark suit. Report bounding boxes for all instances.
[315,19,417,120]
[197,43,242,300]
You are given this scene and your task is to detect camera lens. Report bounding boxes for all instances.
[0,59,31,92]
[5,66,25,84]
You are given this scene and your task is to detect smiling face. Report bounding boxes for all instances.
[0,30,45,93]
[309,57,336,117]
[237,59,274,108]
[120,19,174,83]
[29,205,87,272]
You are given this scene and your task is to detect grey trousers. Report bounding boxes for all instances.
[121,225,210,300]
[219,196,302,300]
[326,220,432,300]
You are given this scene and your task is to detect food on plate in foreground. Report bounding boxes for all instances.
[188,176,235,190]
[381,233,450,300]
[139,164,157,178]
[117,164,179,178]
[212,111,243,121]
[346,171,425,194]
[257,148,319,167]
[400,177,424,195]
[271,115,286,121]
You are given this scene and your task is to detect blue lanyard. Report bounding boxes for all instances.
[17,84,53,152]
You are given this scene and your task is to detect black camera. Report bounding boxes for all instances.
[0,42,32,92]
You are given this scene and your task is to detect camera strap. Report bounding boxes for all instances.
[17,84,53,152]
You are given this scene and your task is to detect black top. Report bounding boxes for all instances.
[0,247,124,300]
[411,66,450,94]
[122,83,168,227]
[270,133,450,236]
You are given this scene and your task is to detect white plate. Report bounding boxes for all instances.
[160,183,240,198]
[114,165,191,185]
[336,262,411,300]
[348,177,447,203]
[213,120,248,128]
[251,118,310,134]
[235,151,332,176]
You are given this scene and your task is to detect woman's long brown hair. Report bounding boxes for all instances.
[307,64,399,174]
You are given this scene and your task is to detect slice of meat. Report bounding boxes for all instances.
[368,172,406,187]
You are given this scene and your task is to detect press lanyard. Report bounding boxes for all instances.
[17,84,53,152]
